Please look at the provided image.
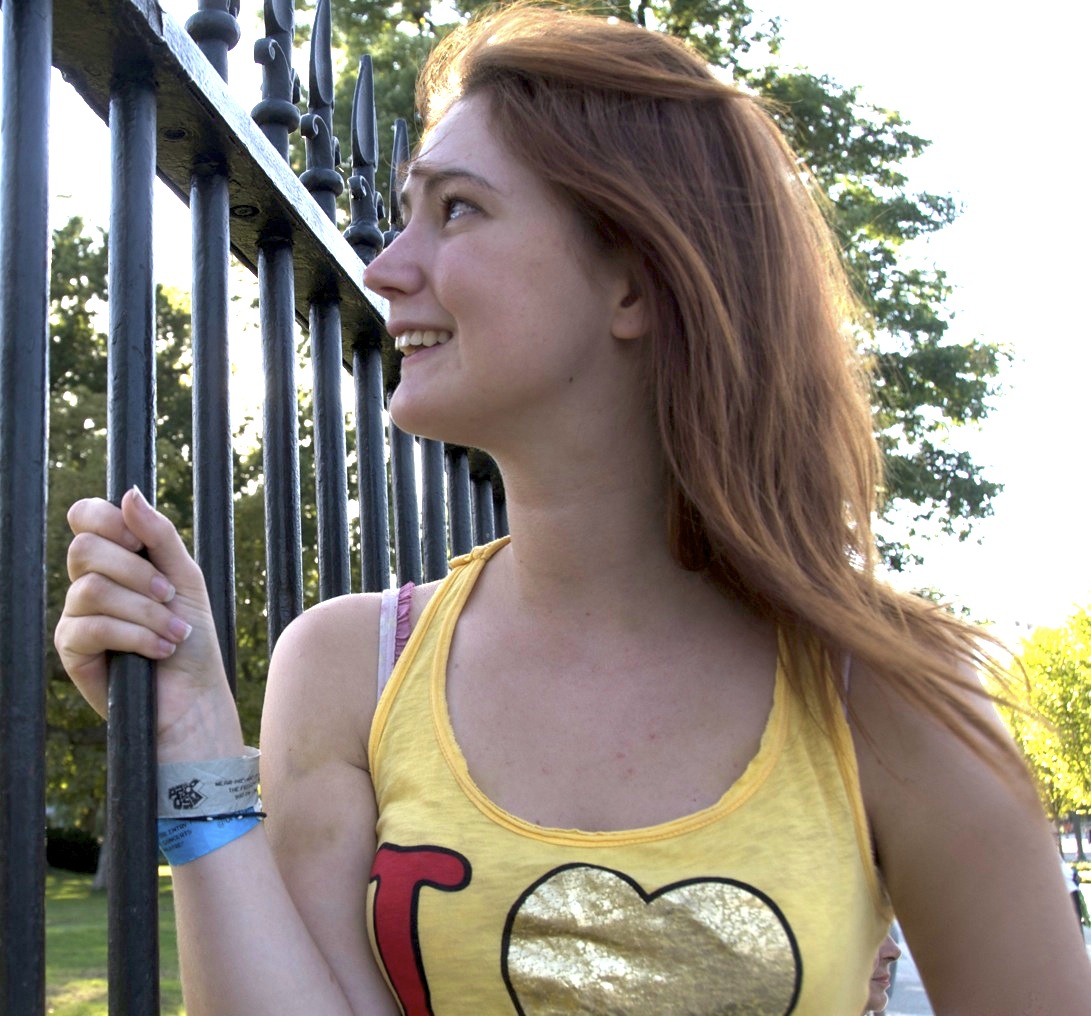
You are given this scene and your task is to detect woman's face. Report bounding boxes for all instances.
[864,933,901,1013]
[363,93,641,454]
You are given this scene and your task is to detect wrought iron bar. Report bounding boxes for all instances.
[493,484,509,539]
[190,163,239,690]
[346,57,391,589]
[106,67,160,1015]
[398,106,447,579]
[343,57,384,262]
[259,230,305,647]
[184,0,241,80]
[0,0,52,1010]
[253,0,304,645]
[421,438,448,580]
[375,113,422,586]
[186,0,242,691]
[310,296,351,599]
[300,0,342,224]
[472,471,496,546]
[303,0,351,600]
[390,425,423,585]
[353,345,391,590]
[446,446,474,558]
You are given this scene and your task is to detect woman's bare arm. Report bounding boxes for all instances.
[55,491,397,1014]
[853,661,1091,1011]
[172,598,400,1015]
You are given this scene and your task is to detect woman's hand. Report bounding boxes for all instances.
[54,486,243,762]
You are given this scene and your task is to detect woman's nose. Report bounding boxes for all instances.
[363,230,425,299]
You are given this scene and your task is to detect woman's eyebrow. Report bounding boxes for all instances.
[398,161,500,214]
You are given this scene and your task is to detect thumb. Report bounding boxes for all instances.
[120,487,206,596]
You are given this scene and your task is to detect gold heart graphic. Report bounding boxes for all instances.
[502,864,800,1014]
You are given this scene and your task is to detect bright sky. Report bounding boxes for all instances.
[746,0,1091,637]
[3,1,1087,637]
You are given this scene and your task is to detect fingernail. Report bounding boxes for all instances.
[130,485,152,510]
[150,575,176,603]
[166,616,193,643]
[157,639,177,657]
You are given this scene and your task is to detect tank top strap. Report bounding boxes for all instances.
[369,537,511,763]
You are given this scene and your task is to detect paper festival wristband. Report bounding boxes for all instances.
[157,746,261,818]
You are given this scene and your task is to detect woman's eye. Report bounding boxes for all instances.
[442,195,476,223]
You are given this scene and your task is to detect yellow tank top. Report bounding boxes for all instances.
[367,539,891,1014]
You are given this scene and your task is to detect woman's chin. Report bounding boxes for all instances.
[388,391,471,448]
[865,988,888,1013]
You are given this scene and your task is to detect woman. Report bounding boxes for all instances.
[55,5,1090,1012]
[863,931,901,1014]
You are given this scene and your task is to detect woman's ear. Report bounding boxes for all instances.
[611,275,648,341]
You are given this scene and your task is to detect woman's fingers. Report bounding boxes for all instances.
[67,530,176,601]
[68,488,208,608]
[118,488,209,604]
[60,489,212,685]
[54,607,180,718]
[55,570,191,689]
[57,609,180,670]
[58,493,238,755]
[63,570,193,646]
[67,496,143,551]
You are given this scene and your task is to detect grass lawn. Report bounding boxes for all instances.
[46,868,184,1015]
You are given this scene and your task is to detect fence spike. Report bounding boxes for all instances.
[252,0,300,160]
[300,0,343,222]
[384,117,409,246]
[344,56,384,264]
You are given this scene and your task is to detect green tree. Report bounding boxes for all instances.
[1007,608,1091,856]
[752,69,1007,566]
[314,0,1004,569]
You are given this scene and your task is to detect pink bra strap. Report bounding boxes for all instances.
[377,582,414,704]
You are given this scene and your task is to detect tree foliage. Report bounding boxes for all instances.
[1006,609,1091,820]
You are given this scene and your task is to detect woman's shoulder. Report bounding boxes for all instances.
[260,592,387,771]
[261,581,447,762]
[271,579,446,675]
[845,652,1022,811]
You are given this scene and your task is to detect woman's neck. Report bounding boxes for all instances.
[483,447,725,635]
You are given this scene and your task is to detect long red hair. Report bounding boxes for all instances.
[416,3,1018,759]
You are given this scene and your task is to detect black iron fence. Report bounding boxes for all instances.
[0,0,505,1010]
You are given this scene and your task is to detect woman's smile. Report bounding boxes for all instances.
[393,329,454,356]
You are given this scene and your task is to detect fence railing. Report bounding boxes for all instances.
[0,0,505,1010]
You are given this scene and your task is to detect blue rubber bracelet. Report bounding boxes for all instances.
[158,809,263,866]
